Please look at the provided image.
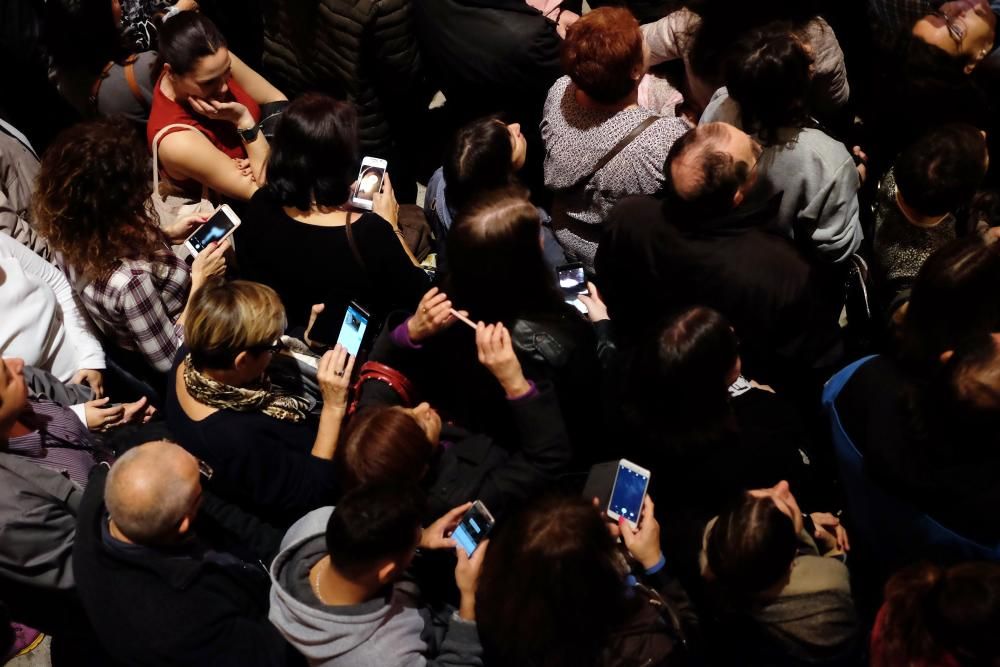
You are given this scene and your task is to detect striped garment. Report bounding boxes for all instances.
[7,399,112,488]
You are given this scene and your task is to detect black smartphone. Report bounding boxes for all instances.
[556,262,589,299]
[452,501,495,557]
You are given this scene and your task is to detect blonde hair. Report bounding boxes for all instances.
[186,279,287,369]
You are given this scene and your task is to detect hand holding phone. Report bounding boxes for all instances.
[618,495,663,570]
[451,500,495,557]
[184,204,241,256]
[557,262,590,315]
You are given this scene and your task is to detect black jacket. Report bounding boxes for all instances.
[412,0,561,127]
[260,0,430,181]
[73,467,294,666]
[595,194,844,385]
[359,319,573,521]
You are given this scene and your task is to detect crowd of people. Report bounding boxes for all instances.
[1,0,1000,665]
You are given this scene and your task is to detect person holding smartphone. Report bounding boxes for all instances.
[237,94,429,333]
[270,484,488,667]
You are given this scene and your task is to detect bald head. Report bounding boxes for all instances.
[665,123,762,220]
[105,441,201,546]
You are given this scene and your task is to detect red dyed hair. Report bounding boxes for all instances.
[334,406,434,491]
[561,7,643,104]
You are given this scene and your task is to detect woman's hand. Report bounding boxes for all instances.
[420,502,473,550]
[852,146,868,185]
[577,281,610,323]
[120,396,157,425]
[454,539,489,621]
[371,172,400,228]
[317,344,355,409]
[810,512,850,553]
[188,97,255,130]
[163,213,209,245]
[190,240,229,289]
[407,288,466,342]
[619,495,663,570]
[84,397,125,431]
[69,369,104,399]
[476,322,531,398]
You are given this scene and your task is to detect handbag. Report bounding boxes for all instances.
[150,123,216,233]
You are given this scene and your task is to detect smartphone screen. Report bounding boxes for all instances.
[335,303,369,357]
[557,263,589,299]
[352,159,387,209]
[187,207,238,254]
[452,502,495,557]
[608,463,649,526]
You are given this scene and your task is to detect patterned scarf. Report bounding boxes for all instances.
[182,355,310,423]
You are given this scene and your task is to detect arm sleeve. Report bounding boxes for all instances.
[119,272,186,373]
[474,382,572,516]
[1,235,105,370]
[641,10,694,67]
[800,155,864,264]
[426,615,484,667]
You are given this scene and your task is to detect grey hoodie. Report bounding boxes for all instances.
[269,507,483,667]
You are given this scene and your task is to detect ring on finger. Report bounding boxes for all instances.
[334,370,345,377]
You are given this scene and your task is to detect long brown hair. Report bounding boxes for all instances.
[33,118,166,281]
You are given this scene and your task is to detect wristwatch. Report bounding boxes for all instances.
[237,123,260,143]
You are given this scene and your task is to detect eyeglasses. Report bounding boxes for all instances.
[197,459,214,481]
[250,339,286,355]
[932,8,969,45]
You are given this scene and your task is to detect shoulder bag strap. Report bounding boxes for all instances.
[343,215,368,274]
[152,122,212,203]
[568,114,660,190]
[123,54,146,107]
[89,60,118,113]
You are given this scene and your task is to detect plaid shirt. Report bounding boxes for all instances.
[76,250,190,373]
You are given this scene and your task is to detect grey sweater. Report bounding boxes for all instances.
[269,506,483,667]
[700,88,863,264]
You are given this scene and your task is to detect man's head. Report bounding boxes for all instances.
[664,123,763,222]
[895,123,989,217]
[325,484,425,587]
[105,441,204,546]
[913,0,996,73]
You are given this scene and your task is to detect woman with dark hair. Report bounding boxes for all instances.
[643,0,848,120]
[425,116,566,269]
[702,481,856,664]
[237,93,428,332]
[476,494,697,667]
[33,118,228,376]
[699,24,863,263]
[871,561,1000,667]
[336,297,571,521]
[148,11,286,201]
[541,7,689,272]
[578,291,810,515]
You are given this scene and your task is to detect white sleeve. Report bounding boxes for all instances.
[641,9,696,66]
[0,235,106,370]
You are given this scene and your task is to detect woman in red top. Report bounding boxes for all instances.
[148,12,286,200]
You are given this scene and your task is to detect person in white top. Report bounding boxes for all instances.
[0,233,106,396]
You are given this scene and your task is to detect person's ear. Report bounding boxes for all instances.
[232,350,251,371]
[940,349,955,364]
[163,63,174,79]
[178,514,192,536]
[377,561,398,585]
[964,61,977,75]
[733,188,745,208]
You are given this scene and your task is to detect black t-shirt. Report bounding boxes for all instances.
[236,189,429,331]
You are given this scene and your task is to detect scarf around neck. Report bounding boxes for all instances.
[182,355,310,423]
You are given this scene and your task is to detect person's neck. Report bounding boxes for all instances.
[310,555,379,606]
[575,86,640,114]
[284,202,353,225]
[108,519,136,545]
[895,190,949,228]
[160,73,181,104]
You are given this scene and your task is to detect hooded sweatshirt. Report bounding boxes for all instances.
[269,507,483,667]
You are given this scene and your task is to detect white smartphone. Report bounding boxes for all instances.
[606,459,651,529]
[335,301,370,357]
[351,157,388,211]
[184,204,241,256]
[452,500,495,557]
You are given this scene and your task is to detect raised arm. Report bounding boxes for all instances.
[229,51,287,106]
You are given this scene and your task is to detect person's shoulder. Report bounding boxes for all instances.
[608,194,668,227]
[545,75,573,106]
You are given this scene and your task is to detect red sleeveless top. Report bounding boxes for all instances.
[147,72,261,160]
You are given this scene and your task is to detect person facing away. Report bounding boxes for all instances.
[595,122,845,385]
[269,483,486,667]
[699,23,865,264]
[73,440,295,666]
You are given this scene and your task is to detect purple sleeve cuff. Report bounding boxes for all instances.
[506,380,538,402]
[390,318,423,349]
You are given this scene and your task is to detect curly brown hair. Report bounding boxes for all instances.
[33,118,166,280]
